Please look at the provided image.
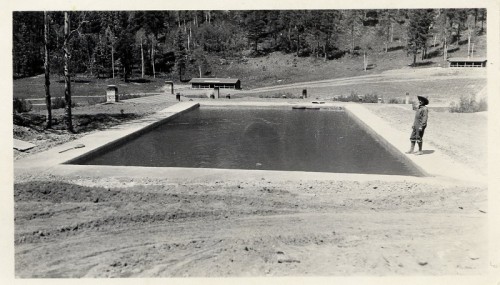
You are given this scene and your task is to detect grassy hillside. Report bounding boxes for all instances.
[210,34,487,89]
[13,34,486,101]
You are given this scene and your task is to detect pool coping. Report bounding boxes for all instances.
[14,101,486,185]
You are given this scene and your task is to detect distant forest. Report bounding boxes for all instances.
[13,9,487,80]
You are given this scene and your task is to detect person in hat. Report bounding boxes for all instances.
[406,95,429,155]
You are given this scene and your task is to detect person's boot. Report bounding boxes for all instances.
[406,142,415,154]
[415,142,424,155]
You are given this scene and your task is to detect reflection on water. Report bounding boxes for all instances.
[76,108,421,176]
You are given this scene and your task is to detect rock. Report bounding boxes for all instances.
[418,261,428,266]
[468,252,480,260]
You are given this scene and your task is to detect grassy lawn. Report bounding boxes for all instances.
[13,75,168,100]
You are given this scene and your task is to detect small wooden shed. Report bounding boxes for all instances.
[190,78,241,89]
[447,57,487,68]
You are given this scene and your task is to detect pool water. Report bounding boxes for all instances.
[72,107,422,176]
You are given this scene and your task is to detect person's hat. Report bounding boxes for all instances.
[417,95,429,105]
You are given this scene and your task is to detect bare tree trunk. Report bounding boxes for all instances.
[467,29,471,57]
[363,51,367,71]
[296,33,300,56]
[151,42,156,78]
[111,45,115,78]
[199,65,202,78]
[63,12,74,133]
[350,25,355,54]
[141,39,144,78]
[187,25,191,51]
[443,37,447,61]
[390,22,394,42]
[44,11,52,129]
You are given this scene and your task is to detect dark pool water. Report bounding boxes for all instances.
[73,107,422,176]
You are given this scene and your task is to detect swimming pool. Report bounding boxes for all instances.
[70,107,423,176]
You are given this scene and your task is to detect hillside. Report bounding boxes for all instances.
[13,34,486,103]
[207,34,487,89]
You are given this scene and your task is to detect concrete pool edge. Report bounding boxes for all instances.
[14,102,200,172]
[344,104,486,184]
[14,101,486,185]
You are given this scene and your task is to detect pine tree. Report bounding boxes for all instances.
[246,11,267,54]
[175,29,188,81]
[407,9,433,66]
[340,10,364,55]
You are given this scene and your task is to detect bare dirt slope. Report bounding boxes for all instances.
[14,176,487,277]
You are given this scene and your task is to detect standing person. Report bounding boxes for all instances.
[406,95,429,155]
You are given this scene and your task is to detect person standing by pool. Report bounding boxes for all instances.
[406,95,429,155]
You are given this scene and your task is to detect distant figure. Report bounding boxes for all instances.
[406,95,429,155]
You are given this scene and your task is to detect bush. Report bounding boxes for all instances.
[13,98,32,113]
[363,93,379,103]
[258,92,296,99]
[52,97,77,109]
[334,91,381,103]
[334,91,362,102]
[449,94,487,113]
[52,97,66,109]
[388,98,401,104]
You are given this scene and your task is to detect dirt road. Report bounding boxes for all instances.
[14,176,487,277]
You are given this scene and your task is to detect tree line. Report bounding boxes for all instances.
[14,9,486,81]
[13,9,486,132]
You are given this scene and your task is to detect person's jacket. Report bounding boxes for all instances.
[413,105,428,129]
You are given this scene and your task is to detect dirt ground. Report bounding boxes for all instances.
[14,175,487,277]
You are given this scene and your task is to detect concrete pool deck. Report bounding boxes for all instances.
[14,101,486,186]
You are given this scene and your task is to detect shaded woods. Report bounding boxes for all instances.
[13,9,486,80]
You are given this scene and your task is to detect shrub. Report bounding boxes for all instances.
[258,92,296,99]
[388,98,401,104]
[52,97,77,109]
[13,98,32,113]
[363,93,379,103]
[449,94,487,113]
[334,91,361,102]
[52,97,66,109]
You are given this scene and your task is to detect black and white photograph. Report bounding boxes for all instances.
[2,0,500,283]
